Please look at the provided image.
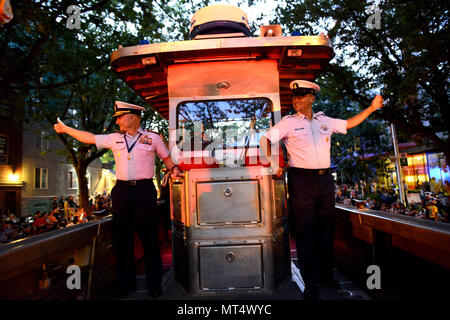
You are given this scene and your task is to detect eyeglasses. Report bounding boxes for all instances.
[292,88,316,97]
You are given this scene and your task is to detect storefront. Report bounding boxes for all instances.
[426,153,449,195]
[401,152,449,196]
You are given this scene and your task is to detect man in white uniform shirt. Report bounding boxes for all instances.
[260,80,383,300]
[54,101,180,299]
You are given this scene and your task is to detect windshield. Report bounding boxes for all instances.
[176,98,273,165]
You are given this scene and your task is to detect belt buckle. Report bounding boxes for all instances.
[318,169,325,175]
[129,180,137,186]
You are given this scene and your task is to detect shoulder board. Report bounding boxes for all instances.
[144,130,159,135]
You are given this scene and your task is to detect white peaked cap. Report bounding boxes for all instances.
[113,101,146,117]
[289,80,321,93]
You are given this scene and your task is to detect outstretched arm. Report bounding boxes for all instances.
[346,95,383,130]
[53,117,96,144]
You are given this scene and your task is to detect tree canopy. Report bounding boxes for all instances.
[1,0,448,213]
[0,0,208,213]
[274,0,449,161]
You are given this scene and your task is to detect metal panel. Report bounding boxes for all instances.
[272,226,291,288]
[0,218,114,299]
[168,60,278,98]
[198,244,263,290]
[197,180,260,224]
[111,35,334,118]
[171,183,183,223]
[273,178,285,220]
[172,227,190,293]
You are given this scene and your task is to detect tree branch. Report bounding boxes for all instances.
[42,112,79,167]
[27,60,109,90]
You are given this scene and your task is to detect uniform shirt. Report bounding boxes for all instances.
[95,127,169,181]
[264,112,347,169]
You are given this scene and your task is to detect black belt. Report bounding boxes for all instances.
[116,179,153,186]
[289,167,332,176]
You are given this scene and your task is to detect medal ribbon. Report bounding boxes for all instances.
[124,133,142,156]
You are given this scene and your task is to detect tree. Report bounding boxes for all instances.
[0,0,178,214]
[273,0,449,161]
[311,87,392,191]
[31,69,147,214]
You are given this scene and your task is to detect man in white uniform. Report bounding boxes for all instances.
[54,101,180,299]
[260,80,383,300]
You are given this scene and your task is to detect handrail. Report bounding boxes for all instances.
[0,217,114,299]
[335,203,450,269]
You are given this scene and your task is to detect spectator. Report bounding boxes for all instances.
[370,180,377,194]
[0,209,8,221]
[403,180,409,206]
[444,181,450,196]
[428,200,439,221]
[7,211,19,224]
[33,212,48,234]
[51,197,59,211]
[350,187,356,199]
[335,182,448,224]
[47,211,58,231]
[430,177,438,193]
[58,196,65,209]
[68,195,76,209]
[419,184,426,201]
[0,194,112,243]
[77,208,88,223]
[64,197,70,221]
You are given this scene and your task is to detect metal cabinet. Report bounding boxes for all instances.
[171,167,290,295]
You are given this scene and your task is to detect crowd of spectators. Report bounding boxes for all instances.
[336,181,449,223]
[3,180,447,244]
[0,193,111,244]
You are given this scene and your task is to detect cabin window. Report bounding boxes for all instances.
[177,98,272,148]
[176,98,273,166]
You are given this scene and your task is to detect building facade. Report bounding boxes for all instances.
[0,104,23,216]
[20,122,114,216]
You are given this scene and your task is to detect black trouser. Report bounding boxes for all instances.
[111,180,162,291]
[288,168,336,290]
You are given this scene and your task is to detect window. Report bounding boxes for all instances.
[68,171,78,189]
[36,130,49,150]
[34,168,48,189]
[0,104,10,117]
[0,135,8,164]
[176,98,273,165]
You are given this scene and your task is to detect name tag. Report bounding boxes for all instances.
[295,127,305,131]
